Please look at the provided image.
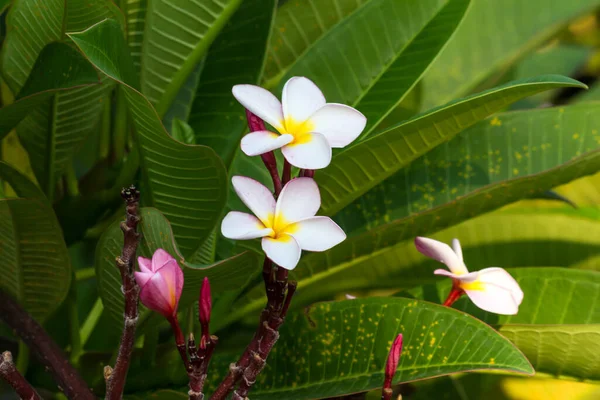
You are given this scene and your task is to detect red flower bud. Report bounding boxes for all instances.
[199,277,211,327]
[384,334,403,386]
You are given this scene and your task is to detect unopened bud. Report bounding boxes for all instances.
[384,333,403,389]
[199,277,212,327]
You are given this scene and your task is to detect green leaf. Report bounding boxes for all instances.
[95,208,261,327]
[171,119,195,145]
[0,42,100,141]
[121,0,148,72]
[262,0,370,87]
[69,19,228,255]
[419,0,600,110]
[141,0,244,116]
[241,298,532,399]
[162,61,203,133]
[277,0,471,137]
[318,75,586,216]
[0,197,71,322]
[0,161,46,200]
[410,268,600,381]
[189,0,277,165]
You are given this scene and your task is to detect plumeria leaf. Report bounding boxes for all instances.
[0,43,100,141]
[0,165,71,322]
[141,0,244,116]
[95,207,261,328]
[262,0,369,87]
[419,0,600,110]
[212,298,532,399]
[170,119,195,145]
[189,0,277,165]
[408,268,600,381]
[318,75,586,216]
[2,0,118,198]
[275,0,470,138]
[69,19,228,256]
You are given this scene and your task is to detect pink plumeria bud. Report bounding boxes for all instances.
[199,277,211,324]
[134,249,183,318]
[232,76,367,170]
[221,176,346,270]
[414,237,524,315]
[385,334,403,380]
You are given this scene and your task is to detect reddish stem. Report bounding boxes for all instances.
[245,109,282,195]
[0,288,95,399]
[282,160,292,186]
[0,351,41,400]
[169,315,190,372]
[443,282,464,307]
[105,186,142,400]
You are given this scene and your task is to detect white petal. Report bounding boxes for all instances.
[221,211,273,240]
[461,268,523,315]
[275,177,320,225]
[434,269,479,281]
[308,104,366,147]
[262,235,302,270]
[286,216,346,251]
[231,176,276,226]
[415,237,468,275]
[282,77,326,125]
[281,132,332,169]
[452,238,463,262]
[232,84,284,131]
[241,131,293,156]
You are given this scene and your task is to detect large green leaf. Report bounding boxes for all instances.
[239,298,532,399]
[276,0,471,137]
[141,0,243,116]
[122,0,147,72]
[69,19,228,256]
[0,163,71,322]
[0,43,100,141]
[95,207,261,327]
[410,268,600,381]
[2,0,118,197]
[262,0,370,86]
[189,0,277,165]
[317,75,585,216]
[420,0,600,110]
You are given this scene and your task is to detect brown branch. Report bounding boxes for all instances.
[0,290,95,399]
[210,262,295,400]
[105,185,141,400]
[0,351,41,400]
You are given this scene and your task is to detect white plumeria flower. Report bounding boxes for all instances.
[221,176,346,270]
[414,237,524,315]
[232,76,367,169]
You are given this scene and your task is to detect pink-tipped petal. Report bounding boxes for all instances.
[261,236,302,270]
[231,176,276,226]
[138,256,152,273]
[281,132,332,169]
[462,267,524,315]
[415,237,468,275]
[232,84,284,131]
[221,211,273,240]
[287,216,346,251]
[152,248,176,272]
[308,103,366,147]
[155,259,184,311]
[134,271,153,288]
[241,131,294,156]
[282,77,326,124]
[139,273,176,317]
[275,177,321,224]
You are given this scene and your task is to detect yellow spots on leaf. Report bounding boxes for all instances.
[490,358,495,365]
[430,337,436,347]
[514,151,522,161]
[573,133,580,140]
[513,168,519,176]
[443,356,449,364]
[490,117,502,126]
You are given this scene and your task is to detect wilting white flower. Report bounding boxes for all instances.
[232,76,366,169]
[221,176,346,270]
[414,237,524,315]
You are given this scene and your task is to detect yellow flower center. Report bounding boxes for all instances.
[281,116,314,145]
[260,212,299,241]
[459,280,485,291]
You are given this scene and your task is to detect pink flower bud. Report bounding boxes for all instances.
[199,277,212,326]
[134,249,183,318]
[384,334,403,384]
